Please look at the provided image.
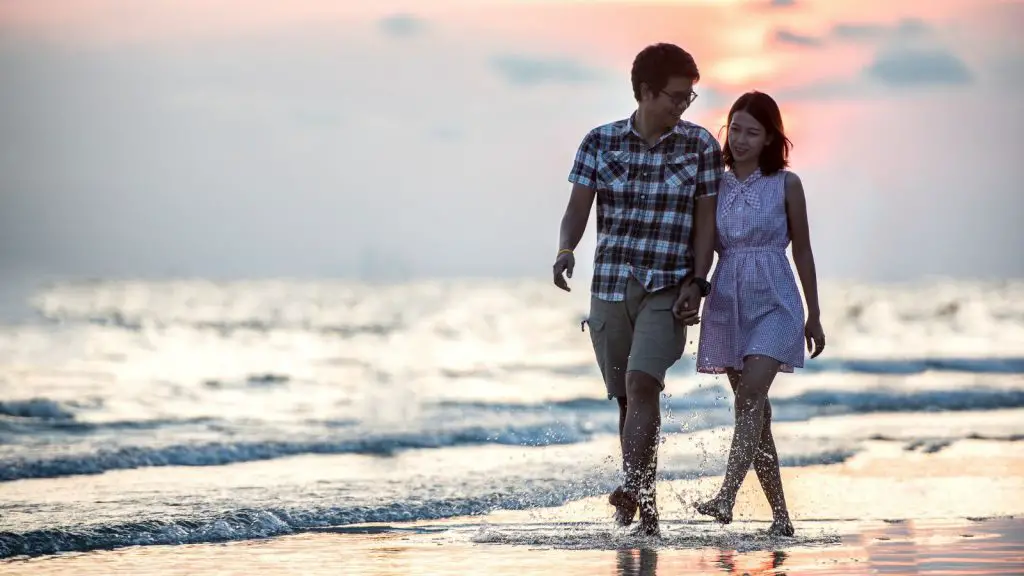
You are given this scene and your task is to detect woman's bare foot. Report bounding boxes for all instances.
[609,486,638,526]
[767,517,794,537]
[695,496,733,524]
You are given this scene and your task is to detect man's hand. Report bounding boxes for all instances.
[552,250,575,292]
[672,282,703,325]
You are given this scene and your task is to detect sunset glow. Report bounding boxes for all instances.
[1,0,1019,280]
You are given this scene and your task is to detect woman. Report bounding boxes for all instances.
[694,91,825,537]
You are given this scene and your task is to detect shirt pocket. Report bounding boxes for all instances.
[596,150,632,209]
[661,153,699,193]
[597,150,631,187]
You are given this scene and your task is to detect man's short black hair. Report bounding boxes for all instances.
[630,43,700,102]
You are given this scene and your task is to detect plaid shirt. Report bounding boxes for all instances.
[568,114,723,302]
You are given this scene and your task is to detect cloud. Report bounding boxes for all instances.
[769,0,796,6]
[774,79,866,102]
[773,29,824,48]
[489,55,605,87]
[428,125,462,142]
[377,14,427,38]
[777,47,974,99]
[695,86,729,108]
[771,18,932,51]
[832,18,930,43]
[991,55,1024,88]
[865,48,973,87]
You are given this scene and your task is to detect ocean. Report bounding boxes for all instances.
[1,277,1022,560]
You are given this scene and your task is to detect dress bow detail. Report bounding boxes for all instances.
[722,169,763,213]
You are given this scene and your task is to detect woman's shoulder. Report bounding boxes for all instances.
[780,170,801,188]
[780,170,806,203]
[768,169,800,190]
[780,169,800,182]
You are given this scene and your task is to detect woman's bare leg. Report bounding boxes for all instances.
[697,356,791,534]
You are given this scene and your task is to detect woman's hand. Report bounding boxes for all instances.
[672,282,703,325]
[805,316,826,359]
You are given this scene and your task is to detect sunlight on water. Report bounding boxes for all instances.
[0,277,1022,563]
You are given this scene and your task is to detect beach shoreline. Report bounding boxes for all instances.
[4,437,1021,575]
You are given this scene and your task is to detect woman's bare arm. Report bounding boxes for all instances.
[784,172,820,320]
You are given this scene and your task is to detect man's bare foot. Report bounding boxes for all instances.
[635,490,659,536]
[695,496,733,524]
[767,517,794,537]
[632,517,661,538]
[609,486,639,526]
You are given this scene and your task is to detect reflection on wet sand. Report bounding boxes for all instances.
[5,518,1020,576]
[714,549,788,575]
[854,518,1024,576]
[616,548,657,576]
[615,548,791,576]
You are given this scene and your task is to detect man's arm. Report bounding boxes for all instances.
[553,131,599,291]
[689,134,724,283]
[673,133,723,320]
[559,184,596,252]
[691,194,717,281]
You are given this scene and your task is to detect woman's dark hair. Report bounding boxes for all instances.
[722,91,793,174]
[631,43,700,102]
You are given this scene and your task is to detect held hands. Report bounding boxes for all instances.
[805,316,826,359]
[672,281,703,326]
[552,249,575,292]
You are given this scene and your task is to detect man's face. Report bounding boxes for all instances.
[643,76,697,130]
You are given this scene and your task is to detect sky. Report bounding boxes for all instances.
[0,0,1021,284]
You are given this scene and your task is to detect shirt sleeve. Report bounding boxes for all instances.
[567,130,599,188]
[695,132,724,199]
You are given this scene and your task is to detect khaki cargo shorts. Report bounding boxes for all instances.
[586,276,687,399]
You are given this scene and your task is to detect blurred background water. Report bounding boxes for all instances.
[1,277,1022,557]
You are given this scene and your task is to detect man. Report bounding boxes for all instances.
[552,43,723,536]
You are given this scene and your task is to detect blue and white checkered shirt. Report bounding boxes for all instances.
[568,114,724,302]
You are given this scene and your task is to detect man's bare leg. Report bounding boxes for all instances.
[610,396,639,526]
[696,356,781,527]
[622,370,663,536]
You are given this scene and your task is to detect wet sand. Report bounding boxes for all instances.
[3,438,1022,575]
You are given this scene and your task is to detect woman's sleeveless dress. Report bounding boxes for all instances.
[696,168,805,374]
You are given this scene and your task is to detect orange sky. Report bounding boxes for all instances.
[1,0,1019,281]
[1,0,1009,189]
[0,0,995,112]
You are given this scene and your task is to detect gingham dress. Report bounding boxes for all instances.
[696,168,805,374]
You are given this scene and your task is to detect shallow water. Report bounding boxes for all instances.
[1,277,1022,559]
[4,518,1021,575]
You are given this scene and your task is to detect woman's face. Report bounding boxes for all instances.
[727,110,770,166]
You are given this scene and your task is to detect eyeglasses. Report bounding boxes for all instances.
[661,89,698,107]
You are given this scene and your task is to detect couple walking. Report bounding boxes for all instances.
[552,43,826,537]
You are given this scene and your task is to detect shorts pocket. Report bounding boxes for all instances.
[644,299,687,363]
[586,306,630,397]
[586,313,609,365]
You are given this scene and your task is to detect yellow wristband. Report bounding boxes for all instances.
[557,248,574,257]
